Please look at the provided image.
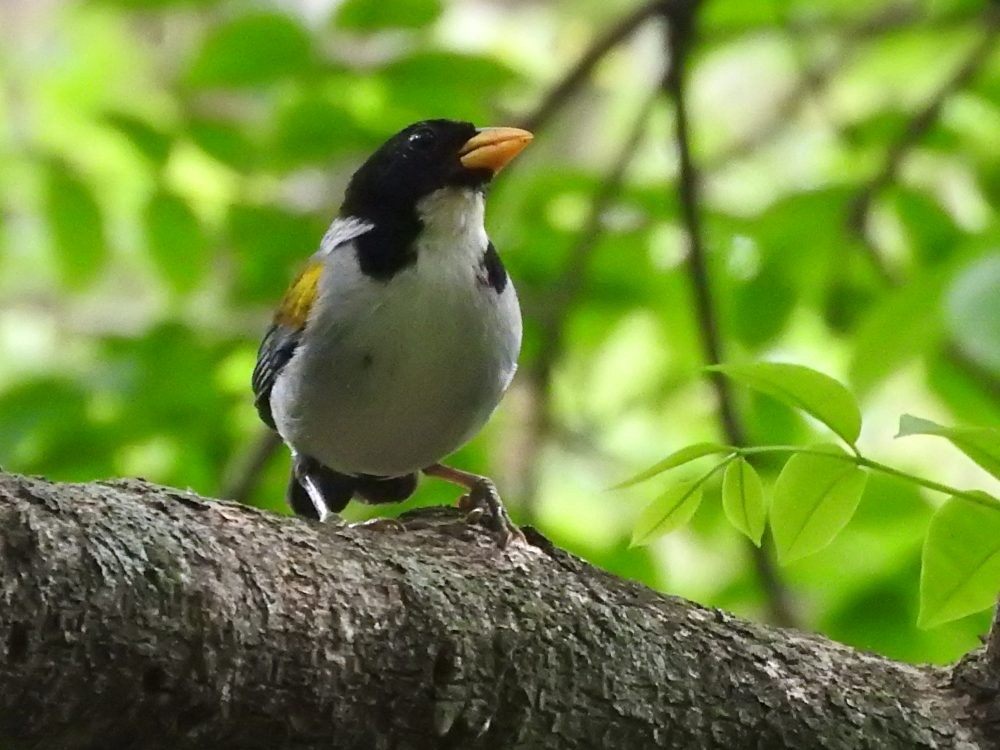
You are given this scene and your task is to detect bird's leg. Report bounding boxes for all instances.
[422,463,523,548]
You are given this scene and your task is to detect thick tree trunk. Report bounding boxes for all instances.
[0,472,996,749]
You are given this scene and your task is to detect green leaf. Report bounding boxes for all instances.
[729,261,796,349]
[722,458,766,546]
[104,114,173,164]
[849,273,946,395]
[611,442,732,490]
[919,494,1000,628]
[187,13,312,88]
[945,254,1000,377]
[144,190,207,294]
[891,187,962,266]
[771,447,868,563]
[270,98,376,168]
[377,52,520,122]
[897,414,1000,480]
[335,0,442,30]
[188,117,258,170]
[44,166,107,289]
[709,362,862,445]
[631,481,705,547]
[227,204,327,303]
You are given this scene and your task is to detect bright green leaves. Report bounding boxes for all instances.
[616,444,729,546]
[631,481,705,547]
[919,494,1000,628]
[611,442,731,489]
[623,362,866,551]
[144,191,207,295]
[104,114,173,164]
[708,362,862,445]
[722,458,766,546]
[377,52,521,122]
[849,273,945,395]
[334,0,443,30]
[227,204,327,303]
[44,166,108,289]
[897,415,1000,480]
[271,97,376,169]
[770,447,868,563]
[187,13,313,88]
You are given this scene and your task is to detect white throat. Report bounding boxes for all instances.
[415,187,487,261]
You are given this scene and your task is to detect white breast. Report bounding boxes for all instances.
[270,189,521,477]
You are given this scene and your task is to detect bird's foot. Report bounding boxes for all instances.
[456,478,524,549]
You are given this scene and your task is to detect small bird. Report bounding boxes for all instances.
[251,119,532,545]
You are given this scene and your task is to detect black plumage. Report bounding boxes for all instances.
[251,323,302,430]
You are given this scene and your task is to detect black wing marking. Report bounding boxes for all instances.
[478,240,508,294]
[251,322,302,430]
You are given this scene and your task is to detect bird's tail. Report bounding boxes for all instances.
[354,473,418,504]
[287,455,418,520]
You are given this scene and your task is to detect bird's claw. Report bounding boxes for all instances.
[457,479,524,549]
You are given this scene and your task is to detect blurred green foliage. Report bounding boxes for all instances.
[1,0,998,665]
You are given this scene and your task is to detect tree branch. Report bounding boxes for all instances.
[517,0,667,133]
[1,471,996,749]
[219,429,281,504]
[517,90,658,522]
[707,3,927,169]
[848,10,1000,283]
[660,0,799,629]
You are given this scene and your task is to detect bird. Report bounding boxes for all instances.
[251,119,533,546]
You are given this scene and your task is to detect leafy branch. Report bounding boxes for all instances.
[660,0,800,628]
[617,361,1000,629]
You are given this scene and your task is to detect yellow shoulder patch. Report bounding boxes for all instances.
[275,260,323,329]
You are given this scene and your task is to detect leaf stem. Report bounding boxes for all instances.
[737,445,999,509]
[695,454,738,490]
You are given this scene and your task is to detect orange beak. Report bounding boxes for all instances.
[458,127,533,174]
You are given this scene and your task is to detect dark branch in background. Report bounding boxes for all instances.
[219,428,281,504]
[517,91,659,521]
[848,10,1000,284]
[2,472,998,749]
[707,3,925,169]
[845,11,1000,400]
[516,0,667,133]
[661,0,799,629]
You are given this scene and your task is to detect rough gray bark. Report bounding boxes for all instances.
[0,472,997,750]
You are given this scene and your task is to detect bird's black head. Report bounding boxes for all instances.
[341,119,532,221]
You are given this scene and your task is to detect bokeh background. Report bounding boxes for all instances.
[1,0,998,664]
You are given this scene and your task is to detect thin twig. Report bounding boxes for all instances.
[536,89,661,365]
[219,429,282,504]
[517,90,659,523]
[843,13,1000,399]
[707,44,851,170]
[848,12,1000,283]
[518,0,667,133]
[662,0,799,629]
[708,4,925,169]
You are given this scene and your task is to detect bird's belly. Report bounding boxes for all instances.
[273,268,520,477]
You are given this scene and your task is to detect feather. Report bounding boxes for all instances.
[251,218,373,431]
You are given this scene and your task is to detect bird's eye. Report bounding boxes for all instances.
[408,128,436,150]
